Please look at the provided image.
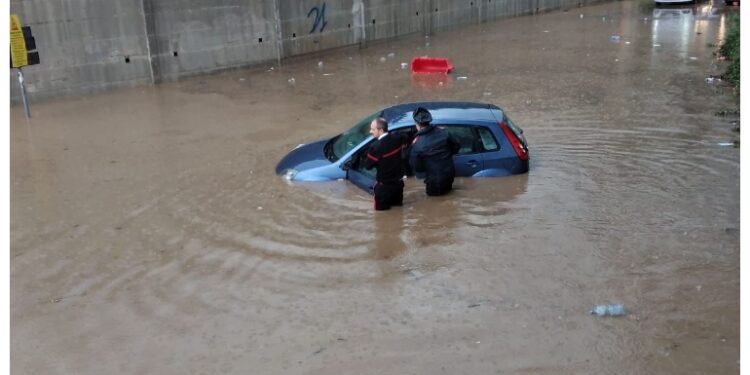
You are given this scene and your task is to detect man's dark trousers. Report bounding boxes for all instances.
[374,180,404,210]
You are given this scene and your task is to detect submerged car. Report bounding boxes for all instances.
[654,0,696,5]
[275,101,529,193]
[652,7,694,18]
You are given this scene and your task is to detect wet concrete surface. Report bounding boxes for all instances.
[10,1,739,374]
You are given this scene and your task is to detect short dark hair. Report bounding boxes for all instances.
[374,117,388,132]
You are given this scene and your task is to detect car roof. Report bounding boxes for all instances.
[381,101,503,127]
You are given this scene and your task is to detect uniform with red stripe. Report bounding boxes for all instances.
[363,118,407,210]
[408,107,460,196]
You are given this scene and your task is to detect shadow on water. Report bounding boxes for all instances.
[372,210,407,261]
[455,174,530,228]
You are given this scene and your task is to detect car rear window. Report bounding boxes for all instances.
[444,125,501,154]
[477,127,499,151]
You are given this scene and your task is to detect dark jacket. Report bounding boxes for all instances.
[363,132,407,183]
[409,125,460,181]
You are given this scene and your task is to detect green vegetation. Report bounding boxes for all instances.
[715,108,740,117]
[719,14,740,91]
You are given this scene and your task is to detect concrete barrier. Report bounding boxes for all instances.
[10,0,605,103]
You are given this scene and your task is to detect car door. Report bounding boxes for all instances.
[345,127,415,194]
[343,140,377,194]
[443,125,484,176]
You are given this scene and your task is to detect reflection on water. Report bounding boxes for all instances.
[372,210,407,261]
[649,2,727,65]
[652,8,694,19]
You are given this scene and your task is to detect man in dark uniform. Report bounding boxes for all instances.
[409,107,460,196]
[363,117,407,210]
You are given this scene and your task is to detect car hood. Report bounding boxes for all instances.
[275,139,332,174]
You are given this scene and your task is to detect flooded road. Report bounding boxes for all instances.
[10,1,739,374]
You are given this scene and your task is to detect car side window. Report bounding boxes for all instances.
[477,127,499,152]
[393,127,417,144]
[353,141,377,177]
[443,126,478,154]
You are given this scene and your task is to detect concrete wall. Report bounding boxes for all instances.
[143,0,280,81]
[9,0,152,101]
[10,0,602,102]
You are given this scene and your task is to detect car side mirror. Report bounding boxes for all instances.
[342,159,354,171]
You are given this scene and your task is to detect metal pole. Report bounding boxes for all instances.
[17,68,30,118]
[272,0,283,66]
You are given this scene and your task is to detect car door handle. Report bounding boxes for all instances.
[466,160,478,167]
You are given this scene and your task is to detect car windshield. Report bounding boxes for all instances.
[327,111,380,161]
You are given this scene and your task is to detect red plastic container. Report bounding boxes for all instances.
[411,57,453,74]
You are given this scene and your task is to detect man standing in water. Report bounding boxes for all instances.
[409,107,460,196]
[363,117,407,210]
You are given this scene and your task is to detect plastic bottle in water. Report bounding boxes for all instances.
[590,304,625,316]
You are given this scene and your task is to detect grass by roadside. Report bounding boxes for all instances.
[719,14,740,92]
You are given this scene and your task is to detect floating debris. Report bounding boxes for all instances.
[705,75,721,84]
[288,77,296,84]
[387,52,395,58]
[717,142,737,147]
[610,35,621,42]
[401,62,409,69]
[456,76,468,80]
[590,304,626,317]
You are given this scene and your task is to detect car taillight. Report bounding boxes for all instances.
[499,121,528,161]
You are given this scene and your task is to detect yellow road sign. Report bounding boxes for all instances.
[10,14,27,68]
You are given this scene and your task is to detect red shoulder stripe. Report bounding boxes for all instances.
[367,153,379,161]
[382,146,401,158]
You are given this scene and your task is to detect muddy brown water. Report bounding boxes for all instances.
[11,1,739,374]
